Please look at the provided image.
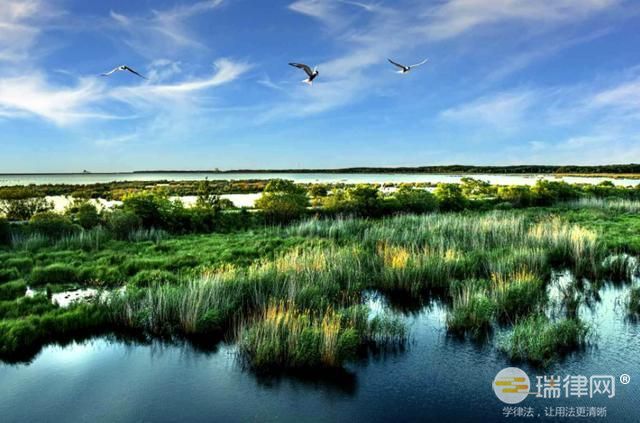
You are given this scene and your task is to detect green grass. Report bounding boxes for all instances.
[446,282,494,337]
[1,208,639,368]
[239,304,405,369]
[501,315,588,366]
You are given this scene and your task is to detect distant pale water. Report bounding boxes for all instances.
[1,172,639,186]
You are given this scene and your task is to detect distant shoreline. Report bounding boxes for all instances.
[2,164,640,177]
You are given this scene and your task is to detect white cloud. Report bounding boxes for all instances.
[0,0,49,62]
[109,0,224,57]
[0,73,113,125]
[440,91,535,130]
[423,0,618,40]
[113,58,251,106]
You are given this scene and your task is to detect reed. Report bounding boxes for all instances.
[501,314,588,366]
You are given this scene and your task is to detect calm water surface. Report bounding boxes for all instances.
[1,281,638,422]
[1,172,639,186]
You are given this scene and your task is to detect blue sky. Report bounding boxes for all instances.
[1,0,640,172]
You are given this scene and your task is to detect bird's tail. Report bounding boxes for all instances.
[303,78,313,85]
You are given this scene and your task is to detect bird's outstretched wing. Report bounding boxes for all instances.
[123,66,147,79]
[289,63,313,77]
[388,58,406,70]
[101,67,120,77]
[409,58,428,68]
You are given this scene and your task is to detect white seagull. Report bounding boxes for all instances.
[388,58,428,74]
[101,65,147,79]
[289,62,319,85]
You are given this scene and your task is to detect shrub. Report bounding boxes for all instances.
[497,186,532,208]
[122,192,173,228]
[255,180,309,223]
[394,186,438,214]
[66,201,101,229]
[130,270,178,288]
[107,210,142,240]
[434,183,468,212]
[0,280,27,301]
[30,264,79,286]
[29,212,78,239]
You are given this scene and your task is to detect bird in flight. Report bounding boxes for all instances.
[388,58,428,74]
[289,63,319,85]
[101,65,147,79]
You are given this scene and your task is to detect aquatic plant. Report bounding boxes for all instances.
[239,303,406,369]
[446,281,494,337]
[501,315,588,366]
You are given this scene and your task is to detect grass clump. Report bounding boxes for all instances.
[30,263,79,286]
[446,282,494,337]
[492,271,546,322]
[501,314,588,366]
[239,304,405,369]
[0,280,27,301]
[130,269,179,287]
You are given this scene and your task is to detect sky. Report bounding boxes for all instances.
[1,0,640,172]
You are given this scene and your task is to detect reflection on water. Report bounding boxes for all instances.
[1,277,639,422]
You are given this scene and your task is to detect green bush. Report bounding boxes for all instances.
[0,280,26,301]
[130,270,178,287]
[107,210,142,240]
[66,201,101,229]
[434,183,468,212]
[394,186,438,214]
[30,264,79,286]
[255,180,309,223]
[122,192,173,228]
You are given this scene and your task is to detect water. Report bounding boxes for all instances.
[1,281,638,422]
[1,172,639,187]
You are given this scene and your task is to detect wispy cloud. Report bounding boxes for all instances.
[0,0,54,62]
[422,0,618,40]
[0,73,114,125]
[113,58,250,106]
[109,0,224,57]
[440,90,536,131]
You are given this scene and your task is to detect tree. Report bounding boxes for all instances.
[434,183,467,212]
[255,180,309,222]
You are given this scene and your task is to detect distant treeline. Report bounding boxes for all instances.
[133,164,640,175]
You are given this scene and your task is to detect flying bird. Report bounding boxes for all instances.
[289,63,318,85]
[388,58,428,74]
[101,65,147,79]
